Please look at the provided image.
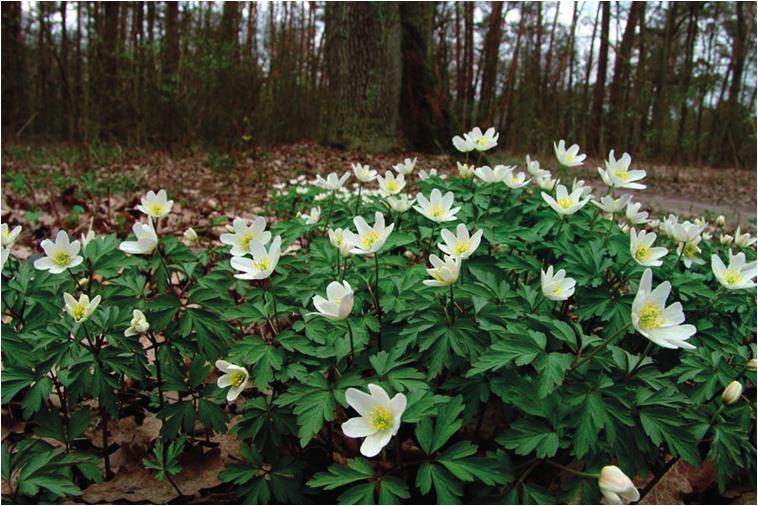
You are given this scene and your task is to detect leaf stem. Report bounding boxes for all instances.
[544,459,598,479]
[571,322,632,369]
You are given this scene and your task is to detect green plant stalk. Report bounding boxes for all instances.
[321,191,337,234]
[545,459,599,479]
[267,284,279,334]
[374,254,382,335]
[571,322,633,369]
[626,340,654,379]
[345,318,355,363]
[354,184,362,216]
[425,223,438,261]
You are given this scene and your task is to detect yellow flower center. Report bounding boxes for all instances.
[240,232,256,251]
[453,241,470,256]
[477,137,488,146]
[71,303,87,321]
[52,250,72,267]
[552,286,562,296]
[2,230,10,240]
[614,169,630,181]
[255,256,271,272]
[429,205,445,218]
[333,297,342,305]
[334,234,344,246]
[723,269,741,285]
[148,203,165,216]
[510,176,519,184]
[360,230,380,249]
[565,153,574,163]
[638,301,664,330]
[557,197,575,209]
[229,370,247,387]
[385,180,399,193]
[368,406,393,431]
[635,245,651,262]
[683,242,698,258]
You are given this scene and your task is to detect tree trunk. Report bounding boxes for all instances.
[607,1,642,150]
[579,3,601,146]
[1,1,25,136]
[479,2,504,126]
[671,3,700,163]
[161,1,180,146]
[650,3,678,155]
[588,1,609,154]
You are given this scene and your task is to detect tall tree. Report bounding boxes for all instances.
[1,1,25,136]
[588,0,610,153]
[607,1,642,151]
[479,2,504,126]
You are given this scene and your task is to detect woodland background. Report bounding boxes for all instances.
[1,1,757,169]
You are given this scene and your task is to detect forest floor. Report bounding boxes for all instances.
[1,141,755,259]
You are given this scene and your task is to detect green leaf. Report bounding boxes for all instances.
[534,353,572,398]
[497,419,559,459]
[307,458,373,490]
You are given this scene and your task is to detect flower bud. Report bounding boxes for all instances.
[716,215,726,227]
[747,358,757,372]
[598,466,639,505]
[78,277,90,288]
[721,380,743,405]
[702,231,712,241]
[720,234,734,245]
[183,227,198,242]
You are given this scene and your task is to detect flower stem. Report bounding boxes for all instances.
[321,191,337,234]
[626,341,654,379]
[544,460,598,479]
[374,254,382,335]
[354,184,362,216]
[425,224,437,261]
[571,322,632,369]
[267,285,279,334]
[345,318,355,363]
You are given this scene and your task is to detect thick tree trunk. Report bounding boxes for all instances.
[607,1,642,151]
[588,1,609,154]
[1,1,25,136]
[671,3,700,163]
[479,2,504,127]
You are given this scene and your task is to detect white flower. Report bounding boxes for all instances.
[136,189,173,219]
[300,207,321,225]
[553,140,586,167]
[418,168,438,180]
[125,309,150,337]
[343,212,394,256]
[296,186,309,195]
[541,184,591,216]
[215,360,252,402]
[387,194,414,213]
[230,236,281,280]
[63,293,101,323]
[309,281,354,320]
[677,236,705,269]
[457,162,475,179]
[315,172,350,191]
[220,217,271,256]
[393,158,416,175]
[119,218,159,256]
[598,466,639,505]
[667,219,705,244]
[702,231,713,241]
[414,189,461,223]
[452,134,476,153]
[34,231,84,273]
[352,163,377,183]
[716,215,726,227]
[624,201,649,225]
[328,228,352,257]
[1,224,21,247]
[81,230,96,248]
[525,155,550,178]
[474,165,508,184]
[721,381,743,405]
[377,172,406,196]
[632,269,696,349]
[720,234,734,245]
[593,194,632,214]
[541,266,576,301]
[438,224,483,259]
[535,174,558,191]
[341,384,406,458]
[183,228,198,243]
[711,250,757,290]
[572,178,593,197]
[629,229,668,267]
[466,127,499,151]
[423,254,461,287]
[1,247,9,270]
[733,226,757,248]
[504,169,531,189]
[597,150,646,190]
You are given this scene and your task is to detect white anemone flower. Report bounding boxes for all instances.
[137,189,173,219]
[341,384,406,458]
[632,269,697,349]
[309,281,354,320]
[1,224,22,247]
[328,228,352,257]
[418,168,438,180]
[414,189,461,223]
[598,466,640,505]
[452,134,476,153]
[466,127,499,151]
[474,165,509,184]
[720,234,734,245]
[215,360,252,402]
[593,194,632,214]
[457,162,475,179]
[668,219,705,244]
[572,178,593,197]
[711,250,757,290]
[438,223,483,259]
[119,218,159,256]
[733,226,757,248]
[125,309,150,337]
[540,266,576,301]
[630,229,668,267]
[376,171,406,196]
[387,194,415,213]
[423,254,461,287]
[230,236,282,280]
[393,158,417,175]
[63,293,101,323]
[553,140,586,167]
[541,184,591,216]
[352,163,377,183]
[34,231,84,273]
[183,228,198,244]
[677,236,705,269]
[535,174,558,191]
[343,212,394,256]
[525,155,550,178]
[220,217,271,256]
[598,150,646,190]
[504,169,531,189]
[624,201,649,225]
[1,247,10,271]
[299,207,321,225]
[315,172,350,191]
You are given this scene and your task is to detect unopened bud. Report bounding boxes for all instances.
[183,227,198,242]
[78,277,90,288]
[716,215,726,227]
[747,358,757,372]
[721,380,743,405]
[720,234,734,245]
